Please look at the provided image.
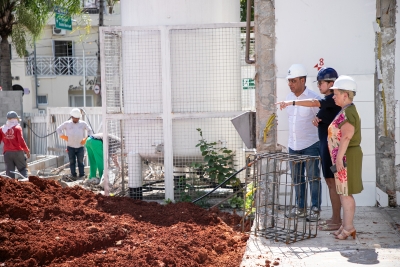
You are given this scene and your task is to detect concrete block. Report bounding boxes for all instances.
[376,187,389,207]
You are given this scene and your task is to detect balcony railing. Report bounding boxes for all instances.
[26,56,98,76]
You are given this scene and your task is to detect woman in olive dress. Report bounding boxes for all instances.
[327,75,363,240]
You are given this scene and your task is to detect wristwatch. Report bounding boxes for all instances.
[293,101,295,106]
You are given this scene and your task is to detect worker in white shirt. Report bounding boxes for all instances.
[56,108,93,181]
[283,64,322,221]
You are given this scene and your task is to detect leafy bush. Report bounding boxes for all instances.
[191,128,236,184]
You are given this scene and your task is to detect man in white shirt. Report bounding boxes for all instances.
[57,108,93,180]
[284,64,321,221]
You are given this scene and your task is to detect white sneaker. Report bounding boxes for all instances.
[286,207,306,218]
[306,207,320,222]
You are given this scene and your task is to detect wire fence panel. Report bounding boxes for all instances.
[170,28,242,113]
[23,114,48,155]
[122,30,163,114]
[101,23,255,202]
[171,118,246,204]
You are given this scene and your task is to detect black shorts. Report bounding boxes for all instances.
[320,140,334,179]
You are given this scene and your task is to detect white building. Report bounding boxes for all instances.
[11,1,121,114]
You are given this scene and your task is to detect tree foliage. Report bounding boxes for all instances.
[240,0,254,22]
[0,0,83,90]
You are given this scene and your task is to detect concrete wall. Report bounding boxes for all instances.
[0,91,23,120]
[395,2,400,202]
[274,0,376,206]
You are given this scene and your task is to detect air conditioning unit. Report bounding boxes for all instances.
[52,26,66,36]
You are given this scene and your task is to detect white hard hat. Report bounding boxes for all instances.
[286,64,307,79]
[329,75,357,92]
[70,108,82,119]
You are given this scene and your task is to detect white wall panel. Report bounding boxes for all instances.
[362,155,377,182]
[354,182,376,206]
[350,75,375,102]
[275,0,375,79]
[360,129,376,155]
[354,102,375,129]
[275,0,376,206]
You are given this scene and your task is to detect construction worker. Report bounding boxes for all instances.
[0,111,30,178]
[56,108,93,180]
[84,133,121,185]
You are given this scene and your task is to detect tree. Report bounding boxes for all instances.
[106,0,119,14]
[0,0,83,91]
[240,0,254,22]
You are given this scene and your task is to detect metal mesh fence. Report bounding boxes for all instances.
[170,28,242,113]
[101,23,255,202]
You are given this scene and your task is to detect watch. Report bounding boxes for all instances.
[293,101,295,106]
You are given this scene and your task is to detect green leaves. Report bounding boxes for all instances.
[228,196,244,209]
[192,128,236,184]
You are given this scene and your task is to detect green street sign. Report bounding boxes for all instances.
[242,78,255,90]
[55,13,72,31]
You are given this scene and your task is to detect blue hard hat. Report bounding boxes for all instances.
[316,67,338,81]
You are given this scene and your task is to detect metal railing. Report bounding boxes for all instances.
[25,56,98,76]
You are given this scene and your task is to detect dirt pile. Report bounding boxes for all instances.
[0,177,249,267]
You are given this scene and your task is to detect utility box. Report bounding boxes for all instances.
[231,111,256,149]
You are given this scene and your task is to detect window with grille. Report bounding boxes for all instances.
[69,95,93,107]
[37,95,48,105]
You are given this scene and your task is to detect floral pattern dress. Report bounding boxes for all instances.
[327,104,363,196]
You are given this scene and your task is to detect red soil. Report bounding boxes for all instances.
[0,176,249,266]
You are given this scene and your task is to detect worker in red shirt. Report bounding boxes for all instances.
[0,111,30,178]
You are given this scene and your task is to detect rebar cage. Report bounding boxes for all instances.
[252,152,321,244]
[100,23,255,202]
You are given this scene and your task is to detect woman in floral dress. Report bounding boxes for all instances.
[327,75,363,240]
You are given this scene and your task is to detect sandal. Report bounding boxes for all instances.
[318,223,342,231]
[319,219,342,226]
[336,228,356,240]
[333,225,343,236]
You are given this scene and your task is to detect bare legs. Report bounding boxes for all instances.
[340,194,355,231]
[335,194,356,239]
[326,178,342,224]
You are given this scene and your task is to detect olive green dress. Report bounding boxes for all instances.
[327,104,363,196]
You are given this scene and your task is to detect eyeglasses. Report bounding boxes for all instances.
[317,81,327,86]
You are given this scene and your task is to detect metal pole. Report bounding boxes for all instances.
[34,41,38,109]
[245,0,255,64]
[83,45,86,107]
[120,120,125,196]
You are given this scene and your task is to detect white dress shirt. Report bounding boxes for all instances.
[285,86,321,150]
[56,120,93,148]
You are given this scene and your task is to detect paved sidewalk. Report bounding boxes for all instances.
[240,207,400,267]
